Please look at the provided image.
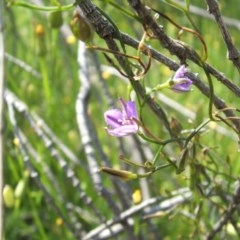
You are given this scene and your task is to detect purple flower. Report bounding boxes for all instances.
[169,65,193,92]
[104,98,139,137]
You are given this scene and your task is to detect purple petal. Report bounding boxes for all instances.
[106,124,138,137]
[119,98,138,119]
[173,65,187,79]
[126,101,138,119]
[104,109,123,128]
[104,98,139,137]
[171,78,192,92]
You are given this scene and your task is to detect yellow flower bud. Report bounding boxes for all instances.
[132,189,142,204]
[35,24,47,57]
[56,217,63,226]
[13,137,20,148]
[3,185,15,208]
[66,35,76,45]
[35,24,45,36]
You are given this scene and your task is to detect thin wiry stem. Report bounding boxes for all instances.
[205,0,240,73]
[174,0,240,31]
[205,180,240,239]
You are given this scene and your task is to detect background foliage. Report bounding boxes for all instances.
[3,0,240,239]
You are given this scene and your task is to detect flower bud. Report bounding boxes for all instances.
[70,10,93,43]
[170,117,182,135]
[144,160,154,170]
[132,189,142,204]
[35,24,47,57]
[100,167,138,180]
[23,170,30,179]
[3,185,15,208]
[14,179,25,198]
[13,137,20,148]
[169,65,193,92]
[49,11,63,29]
[56,217,64,226]
[176,148,189,174]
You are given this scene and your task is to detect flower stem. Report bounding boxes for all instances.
[10,1,74,11]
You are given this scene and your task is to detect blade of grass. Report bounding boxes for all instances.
[39,57,52,113]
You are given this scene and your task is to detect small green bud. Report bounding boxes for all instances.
[14,179,25,198]
[170,117,182,136]
[3,185,15,208]
[100,167,138,180]
[176,148,189,174]
[144,160,154,170]
[70,10,93,43]
[23,170,30,180]
[49,11,63,29]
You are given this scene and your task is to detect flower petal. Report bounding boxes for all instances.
[106,124,138,137]
[104,98,139,137]
[173,65,187,79]
[170,65,193,92]
[126,101,138,119]
[119,98,138,119]
[171,78,193,92]
[104,109,123,128]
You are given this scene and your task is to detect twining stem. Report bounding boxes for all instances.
[99,0,141,22]
[200,64,215,121]
[184,118,211,148]
[162,0,200,32]
[90,45,151,80]
[152,146,163,166]
[152,8,207,61]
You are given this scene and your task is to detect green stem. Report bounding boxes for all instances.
[10,1,74,11]
[184,118,211,148]
[162,0,199,32]
[152,82,169,93]
[100,0,141,22]
[152,146,163,166]
[119,155,146,168]
[30,200,48,239]
[201,63,215,121]
[50,29,59,80]
[154,163,173,171]
[137,131,164,145]
[40,58,52,109]
[136,163,172,178]
[137,131,185,146]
